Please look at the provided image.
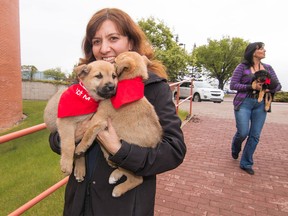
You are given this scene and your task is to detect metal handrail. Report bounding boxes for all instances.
[2,81,193,215]
[0,123,46,144]
[170,79,193,120]
[0,123,69,215]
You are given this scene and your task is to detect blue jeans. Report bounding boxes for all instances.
[231,97,267,168]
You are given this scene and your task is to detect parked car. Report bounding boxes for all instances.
[224,89,237,94]
[174,81,224,103]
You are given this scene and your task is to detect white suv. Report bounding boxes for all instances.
[174,81,224,103]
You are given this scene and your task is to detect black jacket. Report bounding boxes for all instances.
[49,72,186,216]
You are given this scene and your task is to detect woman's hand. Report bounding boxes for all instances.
[97,118,121,155]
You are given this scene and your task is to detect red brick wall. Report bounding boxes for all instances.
[0,0,23,131]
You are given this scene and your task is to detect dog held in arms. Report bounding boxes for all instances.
[74,51,163,197]
[252,69,276,112]
[43,60,118,182]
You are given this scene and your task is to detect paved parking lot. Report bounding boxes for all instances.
[154,96,288,215]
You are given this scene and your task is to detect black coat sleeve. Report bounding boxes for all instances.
[109,80,186,176]
[49,131,61,155]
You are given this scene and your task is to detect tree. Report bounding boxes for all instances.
[138,17,190,81]
[43,67,67,81]
[21,65,38,81]
[193,37,249,89]
[67,63,79,82]
[186,43,203,79]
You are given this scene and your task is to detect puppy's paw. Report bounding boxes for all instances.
[112,187,123,197]
[258,97,263,103]
[109,176,118,184]
[75,144,89,156]
[60,158,73,176]
[109,168,123,184]
[258,90,265,102]
[74,166,85,182]
[73,156,86,182]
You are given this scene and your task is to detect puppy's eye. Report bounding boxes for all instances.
[112,74,117,79]
[95,73,103,79]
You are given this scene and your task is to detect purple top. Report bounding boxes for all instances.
[230,63,282,110]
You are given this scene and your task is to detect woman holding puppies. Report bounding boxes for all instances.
[49,8,186,215]
[230,42,282,175]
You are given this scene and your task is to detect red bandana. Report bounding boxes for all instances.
[265,78,271,85]
[110,77,144,109]
[58,82,99,118]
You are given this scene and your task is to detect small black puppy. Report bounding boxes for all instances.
[252,70,276,111]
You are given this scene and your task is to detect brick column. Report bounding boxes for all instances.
[0,0,23,131]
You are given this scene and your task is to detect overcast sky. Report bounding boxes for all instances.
[20,0,287,90]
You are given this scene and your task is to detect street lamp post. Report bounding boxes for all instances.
[179,43,186,50]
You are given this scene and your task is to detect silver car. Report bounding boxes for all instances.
[174,81,224,103]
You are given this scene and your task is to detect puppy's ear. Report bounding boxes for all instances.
[74,64,90,78]
[114,64,119,76]
[115,64,130,77]
[115,58,134,76]
[142,55,152,67]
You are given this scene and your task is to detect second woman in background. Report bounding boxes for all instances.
[230,42,281,175]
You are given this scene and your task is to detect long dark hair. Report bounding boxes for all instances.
[242,42,265,66]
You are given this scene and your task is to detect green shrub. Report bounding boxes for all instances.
[274,91,288,102]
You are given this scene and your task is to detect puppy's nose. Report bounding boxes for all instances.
[104,83,115,92]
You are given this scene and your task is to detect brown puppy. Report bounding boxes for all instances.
[75,51,163,197]
[43,60,117,181]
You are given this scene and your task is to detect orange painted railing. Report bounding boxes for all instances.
[0,123,69,215]
[170,79,193,120]
[8,176,69,216]
[1,81,193,215]
[0,123,46,144]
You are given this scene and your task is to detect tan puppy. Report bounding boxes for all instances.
[44,60,117,181]
[75,52,163,197]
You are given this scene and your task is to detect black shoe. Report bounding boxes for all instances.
[232,152,239,159]
[240,167,254,175]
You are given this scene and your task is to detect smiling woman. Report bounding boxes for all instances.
[90,20,132,63]
[48,7,186,216]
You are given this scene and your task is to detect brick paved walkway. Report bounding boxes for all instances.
[154,99,288,216]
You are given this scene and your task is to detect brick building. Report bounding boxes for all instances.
[0,0,23,131]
